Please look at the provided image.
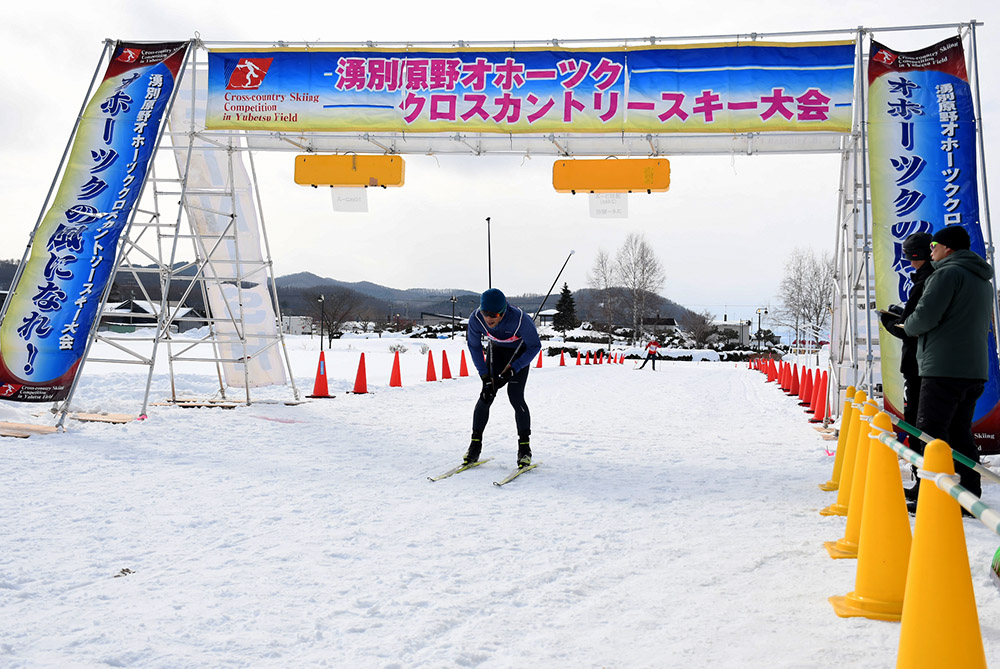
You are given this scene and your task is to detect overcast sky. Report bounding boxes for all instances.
[1,0,996,325]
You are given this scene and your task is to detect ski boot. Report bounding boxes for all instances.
[517,436,532,468]
[464,433,483,465]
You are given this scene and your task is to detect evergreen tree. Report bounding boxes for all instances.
[552,283,580,335]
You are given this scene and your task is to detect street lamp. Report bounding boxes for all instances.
[756,308,768,352]
[318,295,325,351]
[450,295,458,339]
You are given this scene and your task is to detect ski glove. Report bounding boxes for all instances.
[480,374,496,402]
[497,366,515,382]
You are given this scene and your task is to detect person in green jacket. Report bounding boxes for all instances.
[901,225,994,501]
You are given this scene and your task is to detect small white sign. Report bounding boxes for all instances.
[589,192,628,219]
[331,187,368,213]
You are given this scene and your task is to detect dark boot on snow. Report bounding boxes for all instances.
[464,434,483,465]
[517,436,531,468]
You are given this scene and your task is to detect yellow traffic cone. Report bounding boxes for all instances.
[821,389,867,516]
[897,439,986,668]
[825,401,877,557]
[820,385,856,491]
[830,412,911,620]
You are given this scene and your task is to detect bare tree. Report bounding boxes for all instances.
[775,248,835,352]
[587,248,624,345]
[613,232,666,343]
[311,287,363,345]
[680,309,718,348]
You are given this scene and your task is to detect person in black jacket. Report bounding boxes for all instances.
[880,232,934,502]
[901,225,994,504]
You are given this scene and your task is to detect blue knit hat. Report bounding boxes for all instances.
[480,288,507,315]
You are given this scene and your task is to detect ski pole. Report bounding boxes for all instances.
[500,250,575,374]
[532,250,575,321]
[486,216,492,289]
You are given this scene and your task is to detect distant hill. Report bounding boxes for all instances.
[274,273,481,317]
[0,261,697,327]
[273,273,698,324]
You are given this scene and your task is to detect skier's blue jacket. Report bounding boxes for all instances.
[466,304,541,377]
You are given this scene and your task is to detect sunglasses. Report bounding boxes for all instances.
[482,309,505,319]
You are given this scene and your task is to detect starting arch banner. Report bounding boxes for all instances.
[206,41,854,134]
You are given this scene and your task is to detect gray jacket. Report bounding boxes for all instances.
[902,249,995,380]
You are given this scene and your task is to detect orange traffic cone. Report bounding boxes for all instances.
[576,352,581,365]
[441,351,452,380]
[389,350,402,387]
[809,371,829,423]
[789,363,799,395]
[426,351,438,382]
[459,350,469,377]
[799,369,813,407]
[560,351,566,366]
[351,353,368,394]
[598,352,604,364]
[536,351,543,368]
[308,351,334,398]
[809,367,822,411]
[585,351,591,365]
[897,439,986,668]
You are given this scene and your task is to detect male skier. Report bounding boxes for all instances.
[465,288,542,468]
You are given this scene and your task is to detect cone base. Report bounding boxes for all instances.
[824,539,858,560]
[819,503,848,516]
[818,480,839,491]
[829,593,902,621]
[306,394,336,399]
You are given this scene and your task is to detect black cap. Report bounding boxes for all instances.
[932,225,971,251]
[901,232,932,261]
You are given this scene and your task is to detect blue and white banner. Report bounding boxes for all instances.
[869,36,1000,453]
[206,41,855,134]
[0,41,188,402]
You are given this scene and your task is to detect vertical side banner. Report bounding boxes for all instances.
[0,41,188,402]
[869,36,1000,454]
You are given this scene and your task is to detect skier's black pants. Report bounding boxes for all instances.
[916,376,984,497]
[638,352,657,370]
[473,345,530,437]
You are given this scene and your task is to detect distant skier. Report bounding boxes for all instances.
[637,338,660,370]
[464,288,542,468]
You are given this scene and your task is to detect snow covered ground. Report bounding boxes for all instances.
[2,334,999,667]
